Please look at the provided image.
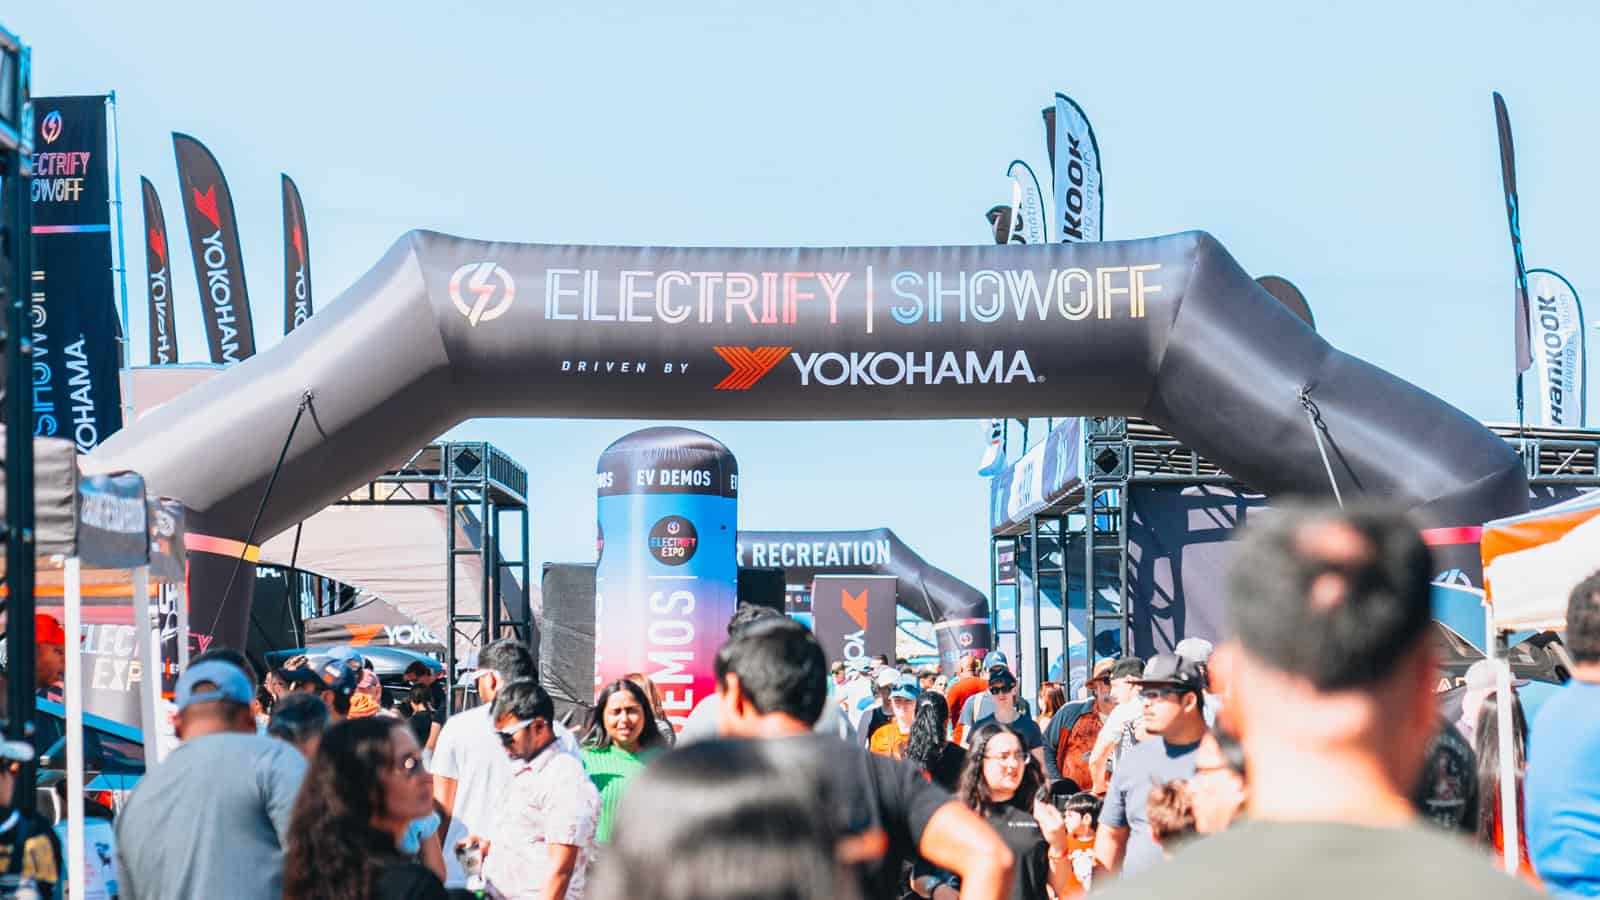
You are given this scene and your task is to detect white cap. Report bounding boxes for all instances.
[875,668,899,688]
[1175,637,1215,664]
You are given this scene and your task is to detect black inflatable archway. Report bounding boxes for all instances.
[88,229,1527,650]
[738,529,990,666]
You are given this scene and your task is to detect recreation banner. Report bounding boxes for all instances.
[1527,269,1586,428]
[810,574,896,665]
[30,95,125,453]
[140,177,179,365]
[1044,94,1103,243]
[173,133,256,363]
[281,174,312,333]
[1493,93,1533,375]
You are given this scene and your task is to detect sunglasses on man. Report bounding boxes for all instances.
[1139,686,1189,702]
[988,683,1016,695]
[497,718,541,747]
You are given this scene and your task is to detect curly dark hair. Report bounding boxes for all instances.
[957,722,1044,816]
[904,691,949,774]
[585,678,667,752]
[282,718,410,900]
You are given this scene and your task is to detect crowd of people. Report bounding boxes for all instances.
[12,500,1600,898]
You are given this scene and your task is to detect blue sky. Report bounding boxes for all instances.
[10,1,1600,595]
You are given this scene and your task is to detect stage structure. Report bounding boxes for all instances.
[315,441,530,699]
[992,417,1600,700]
[87,229,1530,660]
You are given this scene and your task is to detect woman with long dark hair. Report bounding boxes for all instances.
[1474,690,1540,884]
[625,671,678,746]
[588,738,859,900]
[904,691,965,790]
[941,723,1075,900]
[583,678,668,844]
[283,718,445,900]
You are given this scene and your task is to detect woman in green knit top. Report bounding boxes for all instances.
[582,678,669,843]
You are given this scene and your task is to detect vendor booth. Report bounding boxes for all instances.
[1479,492,1597,874]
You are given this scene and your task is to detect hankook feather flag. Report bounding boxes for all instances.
[281,174,313,334]
[141,177,179,365]
[1526,269,1586,428]
[1043,93,1103,243]
[173,133,256,363]
[1493,92,1532,376]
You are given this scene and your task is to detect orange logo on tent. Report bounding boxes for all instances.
[842,589,869,630]
[343,625,384,645]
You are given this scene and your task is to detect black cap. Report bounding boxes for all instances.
[988,668,1017,690]
[1109,657,1146,680]
[1133,653,1206,692]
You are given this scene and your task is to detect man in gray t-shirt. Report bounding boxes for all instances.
[1095,653,1207,876]
[117,660,307,900]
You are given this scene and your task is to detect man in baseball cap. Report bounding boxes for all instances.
[34,613,67,692]
[856,666,900,744]
[118,657,308,900]
[1096,653,1209,875]
[1043,657,1122,783]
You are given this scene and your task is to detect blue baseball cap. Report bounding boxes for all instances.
[983,651,1009,671]
[890,674,921,702]
[325,646,365,668]
[176,660,255,711]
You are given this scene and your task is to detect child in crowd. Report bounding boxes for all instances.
[1147,780,1197,860]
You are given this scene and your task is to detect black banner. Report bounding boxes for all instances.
[1493,92,1532,375]
[141,177,179,364]
[173,133,255,363]
[1254,275,1315,331]
[810,575,897,665]
[30,95,125,454]
[281,174,312,334]
[77,472,148,568]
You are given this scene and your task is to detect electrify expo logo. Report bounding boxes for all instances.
[449,262,516,326]
[40,111,63,144]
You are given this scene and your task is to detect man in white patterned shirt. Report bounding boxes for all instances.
[480,680,598,900]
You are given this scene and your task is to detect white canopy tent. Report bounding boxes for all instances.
[1479,491,1599,875]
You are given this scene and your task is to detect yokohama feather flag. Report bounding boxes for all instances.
[1527,269,1586,428]
[141,177,180,365]
[173,133,257,363]
[281,174,313,333]
[1493,93,1532,375]
[1043,93,1103,243]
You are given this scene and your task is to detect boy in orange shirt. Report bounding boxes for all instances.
[868,674,921,759]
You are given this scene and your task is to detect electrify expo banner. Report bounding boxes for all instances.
[141,177,180,365]
[281,174,313,333]
[29,95,125,452]
[173,133,256,363]
[1044,93,1103,243]
[1527,269,1586,428]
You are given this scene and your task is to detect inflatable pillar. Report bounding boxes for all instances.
[595,428,737,729]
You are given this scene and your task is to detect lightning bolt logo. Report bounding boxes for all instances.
[448,262,516,326]
[149,227,167,264]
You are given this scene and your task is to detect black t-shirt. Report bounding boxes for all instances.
[767,732,952,900]
[372,856,447,900]
[0,810,62,894]
[985,802,1049,900]
[1412,718,1477,833]
[926,742,967,792]
[428,680,448,727]
[972,713,1047,755]
[406,711,434,748]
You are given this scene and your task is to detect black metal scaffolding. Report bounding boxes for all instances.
[336,441,530,710]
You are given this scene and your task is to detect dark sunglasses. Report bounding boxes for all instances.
[988,683,1015,694]
[1139,687,1186,701]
